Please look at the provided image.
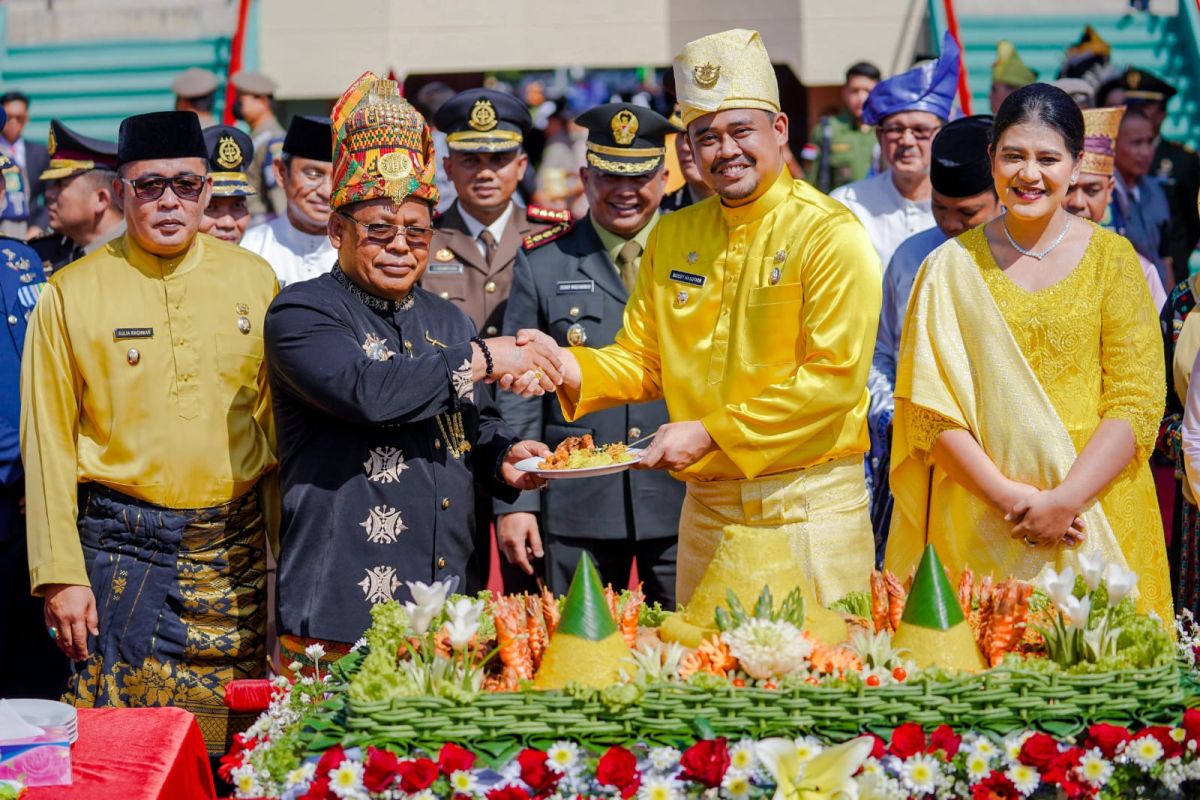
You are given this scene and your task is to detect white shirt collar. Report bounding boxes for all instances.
[458,201,514,244]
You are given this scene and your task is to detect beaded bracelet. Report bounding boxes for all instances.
[470,335,494,378]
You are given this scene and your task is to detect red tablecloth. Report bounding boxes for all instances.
[27,707,215,800]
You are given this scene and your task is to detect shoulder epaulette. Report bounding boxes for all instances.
[526,204,573,225]
[523,220,573,251]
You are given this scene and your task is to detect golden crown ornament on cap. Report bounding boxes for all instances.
[674,28,779,127]
[611,110,639,145]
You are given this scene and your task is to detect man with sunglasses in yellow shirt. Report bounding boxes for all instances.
[20,110,279,754]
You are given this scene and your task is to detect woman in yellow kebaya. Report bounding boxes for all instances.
[885,83,1172,624]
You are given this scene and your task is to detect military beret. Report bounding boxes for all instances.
[930,115,993,199]
[231,70,278,96]
[203,125,256,196]
[172,67,220,98]
[41,120,118,180]
[434,89,531,153]
[117,111,208,167]
[574,102,679,176]
[282,114,333,162]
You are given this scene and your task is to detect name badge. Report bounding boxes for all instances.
[113,327,154,340]
[669,270,706,287]
[427,262,464,274]
[556,280,595,294]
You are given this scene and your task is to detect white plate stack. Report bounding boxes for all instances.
[5,699,77,744]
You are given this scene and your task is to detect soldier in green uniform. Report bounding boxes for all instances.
[806,62,880,193]
[1100,67,1200,284]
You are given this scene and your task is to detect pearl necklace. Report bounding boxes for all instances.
[1001,212,1072,260]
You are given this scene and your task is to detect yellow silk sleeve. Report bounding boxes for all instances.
[559,226,665,421]
[20,282,89,594]
[1098,242,1166,459]
[700,215,881,478]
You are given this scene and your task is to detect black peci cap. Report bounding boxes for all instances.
[282,115,333,162]
[117,111,208,167]
[930,114,994,199]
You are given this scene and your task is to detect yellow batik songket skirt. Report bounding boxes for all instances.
[884,225,1172,625]
[68,486,267,754]
[677,454,874,606]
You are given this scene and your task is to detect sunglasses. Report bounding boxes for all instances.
[122,174,208,201]
[337,211,434,247]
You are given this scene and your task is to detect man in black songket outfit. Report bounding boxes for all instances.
[266,72,561,659]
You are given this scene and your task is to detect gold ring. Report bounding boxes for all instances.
[533,371,543,380]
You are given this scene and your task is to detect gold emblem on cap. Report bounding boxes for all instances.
[611,109,639,146]
[436,248,454,262]
[216,135,243,169]
[47,127,57,157]
[377,151,412,181]
[693,62,721,89]
[468,98,498,132]
[1128,69,1141,89]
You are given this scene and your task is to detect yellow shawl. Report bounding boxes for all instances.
[884,237,1129,584]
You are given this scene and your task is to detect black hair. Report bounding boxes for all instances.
[0,91,30,107]
[846,62,882,82]
[991,82,1084,158]
[186,92,216,113]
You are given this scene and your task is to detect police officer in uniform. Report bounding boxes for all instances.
[172,67,220,128]
[28,121,123,272]
[805,62,881,193]
[1099,67,1200,284]
[0,118,68,697]
[424,89,571,338]
[424,89,570,592]
[497,103,685,606]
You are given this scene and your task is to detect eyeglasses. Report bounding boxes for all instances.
[879,124,942,141]
[122,174,208,201]
[337,211,434,247]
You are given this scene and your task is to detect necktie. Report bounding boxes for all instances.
[479,229,498,269]
[616,239,642,293]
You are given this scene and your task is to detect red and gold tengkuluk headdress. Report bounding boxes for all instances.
[1081,106,1124,177]
[331,71,439,210]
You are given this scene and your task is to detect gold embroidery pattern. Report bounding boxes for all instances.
[585,152,662,174]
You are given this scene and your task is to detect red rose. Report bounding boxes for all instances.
[596,746,641,798]
[1084,723,1131,759]
[1041,747,1082,786]
[1184,709,1200,744]
[1134,726,1184,759]
[487,787,532,800]
[517,749,562,796]
[971,770,1019,800]
[363,746,400,793]
[218,733,257,782]
[679,738,731,788]
[300,775,332,800]
[865,733,887,760]
[439,742,477,775]
[1018,732,1059,769]
[397,757,439,793]
[928,725,961,761]
[889,723,926,759]
[315,744,346,777]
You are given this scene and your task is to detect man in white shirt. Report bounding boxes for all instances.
[240,115,334,287]
[830,32,961,270]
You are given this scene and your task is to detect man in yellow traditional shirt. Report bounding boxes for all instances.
[517,29,882,604]
[20,110,278,753]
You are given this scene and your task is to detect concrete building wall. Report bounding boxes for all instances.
[259,0,917,99]
[2,0,236,44]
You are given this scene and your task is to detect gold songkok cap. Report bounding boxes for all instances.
[673,28,779,128]
[1081,106,1124,176]
[992,41,1036,88]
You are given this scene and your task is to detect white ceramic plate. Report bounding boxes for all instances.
[515,448,644,479]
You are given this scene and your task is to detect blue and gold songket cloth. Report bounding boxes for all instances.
[67,485,266,754]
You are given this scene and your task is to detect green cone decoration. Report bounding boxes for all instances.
[901,544,965,630]
[556,551,618,640]
[892,544,985,672]
[533,552,631,689]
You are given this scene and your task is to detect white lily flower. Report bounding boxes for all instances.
[304,643,326,662]
[1060,594,1091,631]
[1040,565,1076,607]
[1103,563,1138,607]
[407,580,452,615]
[1077,552,1105,592]
[403,601,438,635]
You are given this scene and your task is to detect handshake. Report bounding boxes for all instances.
[471,329,579,398]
